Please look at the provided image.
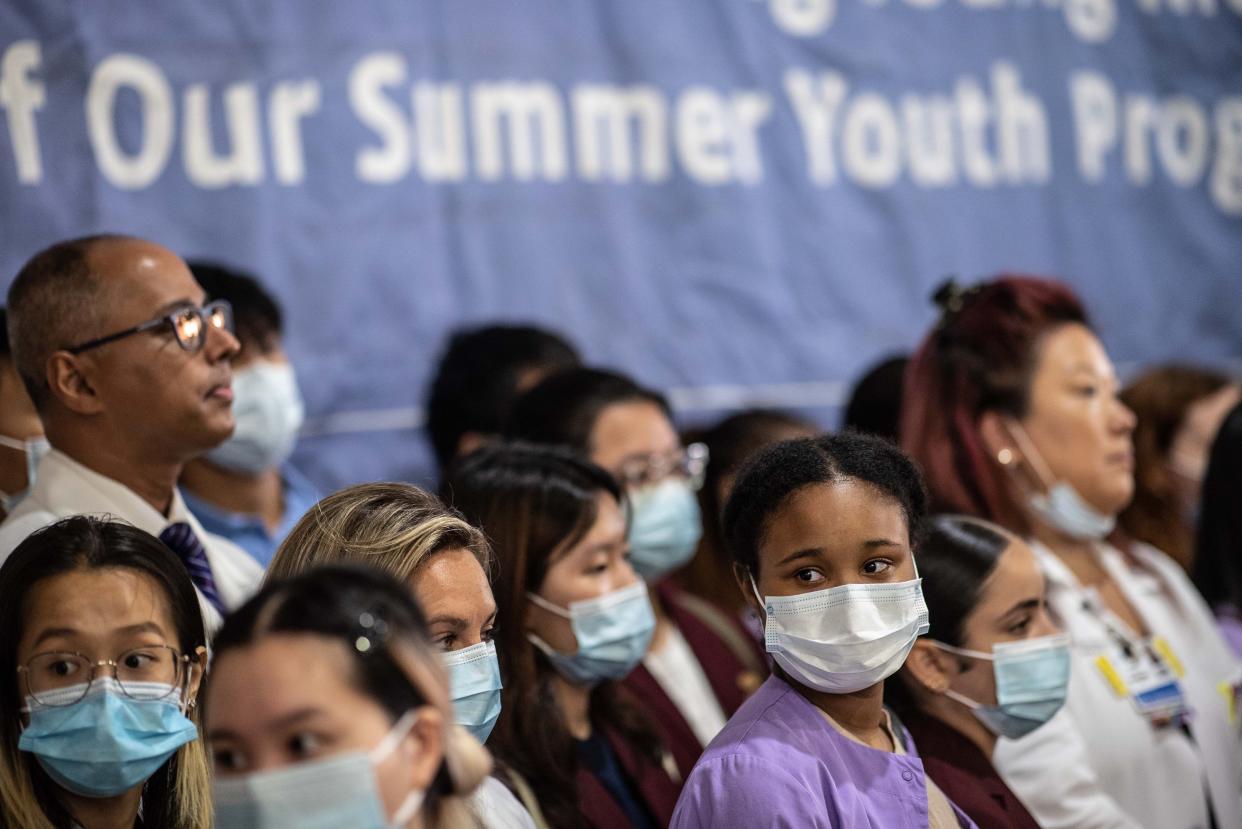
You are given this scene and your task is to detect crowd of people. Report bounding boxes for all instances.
[0,233,1239,829]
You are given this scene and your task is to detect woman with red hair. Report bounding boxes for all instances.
[903,276,1242,829]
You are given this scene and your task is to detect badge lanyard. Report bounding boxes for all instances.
[1081,589,1192,728]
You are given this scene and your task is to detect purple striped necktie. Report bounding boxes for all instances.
[159,522,226,615]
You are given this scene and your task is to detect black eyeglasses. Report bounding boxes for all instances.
[66,300,234,355]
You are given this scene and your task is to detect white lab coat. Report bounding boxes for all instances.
[0,449,263,632]
[994,540,1242,829]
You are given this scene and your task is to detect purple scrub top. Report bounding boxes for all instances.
[671,675,977,829]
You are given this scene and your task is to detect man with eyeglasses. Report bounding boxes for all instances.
[0,234,263,630]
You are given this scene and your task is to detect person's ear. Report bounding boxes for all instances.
[734,563,763,618]
[186,646,207,703]
[401,706,445,792]
[904,640,956,695]
[46,351,104,415]
[979,411,1019,468]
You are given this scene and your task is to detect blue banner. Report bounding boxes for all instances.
[1,0,1239,489]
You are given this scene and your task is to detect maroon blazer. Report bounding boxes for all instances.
[576,726,682,828]
[623,580,768,777]
[900,709,1041,829]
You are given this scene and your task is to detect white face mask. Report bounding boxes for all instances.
[1006,420,1116,540]
[206,361,305,475]
[751,571,929,694]
[212,709,424,829]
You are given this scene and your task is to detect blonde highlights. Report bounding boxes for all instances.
[267,482,490,584]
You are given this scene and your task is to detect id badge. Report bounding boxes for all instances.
[1095,640,1192,727]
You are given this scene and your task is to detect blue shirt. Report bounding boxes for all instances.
[181,465,318,567]
[671,675,976,829]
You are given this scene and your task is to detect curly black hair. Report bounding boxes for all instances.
[723,431,928,577]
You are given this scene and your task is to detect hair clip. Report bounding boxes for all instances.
[932,277,982,329]
[354,609,391,654]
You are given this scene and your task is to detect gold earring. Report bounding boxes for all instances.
[997,448,1015,466]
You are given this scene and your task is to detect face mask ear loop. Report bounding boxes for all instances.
[370,709,422,765]
[942,687,985,710]
[927,641,992,709]
[525,592,572,619]
[748,573,765,610]
[1002,418,1058,492]
[929,639,995,661]
[525,632,565,658]
[371,709,426,827]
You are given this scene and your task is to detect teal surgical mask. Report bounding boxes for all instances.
[626,478,703,581]
[934,633,1072,740]
[527,581,655,686]
[443,641,503,744]
[0,433,49,512]
[213,709,423,829]
[18,678,197,798]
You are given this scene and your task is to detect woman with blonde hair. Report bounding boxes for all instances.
[267,482,536,828]
[0,516,211,829]
[206,564,491,829]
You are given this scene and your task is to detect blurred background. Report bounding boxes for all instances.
[1,0,1239,490]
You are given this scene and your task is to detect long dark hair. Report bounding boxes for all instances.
[443,442,665,829]
[885,515,1013,714]
[0,516,210,829]
[1193,402,1242,611]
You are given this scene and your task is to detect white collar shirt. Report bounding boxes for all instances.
[0,449,263,632]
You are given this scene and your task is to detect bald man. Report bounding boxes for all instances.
[0,235,262,629]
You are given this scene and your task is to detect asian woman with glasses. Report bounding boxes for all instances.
[0,516,210,829]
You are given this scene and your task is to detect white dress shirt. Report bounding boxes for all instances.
[643,622,728,747]
[994,540,1242,829]
[0,449,263,632]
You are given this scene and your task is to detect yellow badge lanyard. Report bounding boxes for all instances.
[1082,591,1191,728]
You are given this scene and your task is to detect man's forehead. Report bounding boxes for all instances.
[88,239,204,310]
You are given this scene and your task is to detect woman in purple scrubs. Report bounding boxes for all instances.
[671,432,977,829]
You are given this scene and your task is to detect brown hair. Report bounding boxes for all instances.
[1119,365,1234,568]
[443,443,667,829]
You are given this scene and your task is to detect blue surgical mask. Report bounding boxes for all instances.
[1005,420,1116,540]
[627,478,703,581]
[0,433,50,512]
[213,709,423,829]
[1028,483,1116,541]
[443,641,503,744]
[206,361,305,475]
[18,679,198,798]
[527,581,655,686]
[935,633,1072,740]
